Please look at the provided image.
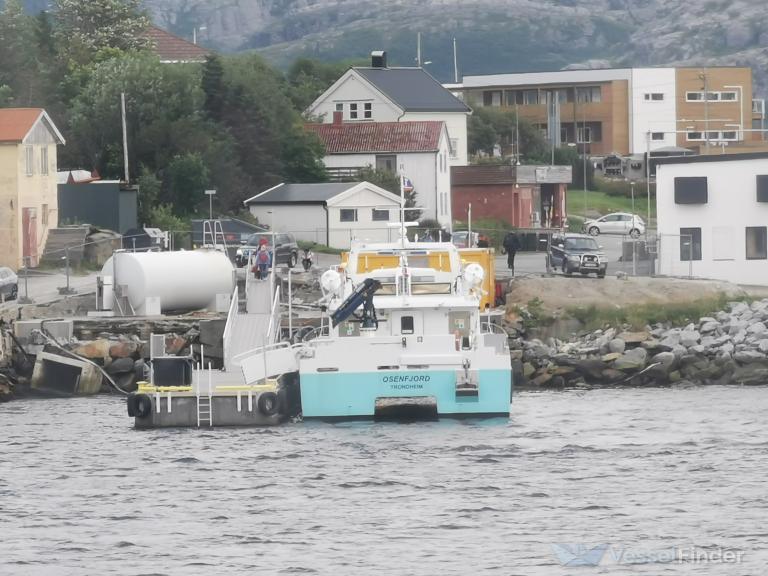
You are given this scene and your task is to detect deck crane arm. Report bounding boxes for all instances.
[331,278,382,328]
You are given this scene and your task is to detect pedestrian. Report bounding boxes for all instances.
[502,230,521,273]
[255,244,271,280]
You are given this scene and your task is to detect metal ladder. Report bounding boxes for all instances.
[196,362,214,427]
[202,219,228,253]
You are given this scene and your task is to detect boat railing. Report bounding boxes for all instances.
[299,324,330,342]
[221,284,239,368]
[266,283,281,344]
[231,340,293,365]
[480,321,509,336]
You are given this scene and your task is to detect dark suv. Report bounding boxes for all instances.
[549,234,607,278]
[235,233,299,268]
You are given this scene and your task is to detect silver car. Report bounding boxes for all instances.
[0,266,18,301]
[583,212,646,238]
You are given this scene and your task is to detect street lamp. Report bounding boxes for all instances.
[205,189,216,220]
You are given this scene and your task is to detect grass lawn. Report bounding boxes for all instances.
[567,189,656,221]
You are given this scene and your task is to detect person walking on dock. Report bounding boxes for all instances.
[254,244,272,280]
[502,231,520,274]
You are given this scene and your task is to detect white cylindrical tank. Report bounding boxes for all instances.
[102,250,234,314]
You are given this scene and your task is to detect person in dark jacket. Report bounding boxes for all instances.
[502,231,521,273]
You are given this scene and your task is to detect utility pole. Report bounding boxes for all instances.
[700,70,710,151]
[416,32,422,67]
[453,38,459,83]
[121,93,129,183]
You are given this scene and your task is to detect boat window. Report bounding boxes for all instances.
[401,316,414,334]
[412,283,451,294]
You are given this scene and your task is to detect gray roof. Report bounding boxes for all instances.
[356,67,471,113]
[244,182,361,205]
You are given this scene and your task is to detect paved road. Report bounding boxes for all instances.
[0,269,99,310]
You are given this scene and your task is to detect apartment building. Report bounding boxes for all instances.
[459,67,766,157]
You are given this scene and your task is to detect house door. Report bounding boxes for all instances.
[22,207,38,267]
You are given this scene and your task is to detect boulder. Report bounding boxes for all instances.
[689,344,706,355]
[575,359,609,380]
[600,368,626,382]
[522,362,536,378]
[700,321,719,333]
[608,338,626,354]
[105,357,135,375]
[734,350,766,364]
[531,372,553,387]
[115,372,138,393]
[650,351,676,370]
[601,352,622,363]
[729,302,749,314]
[680,330,701,348]
[671,344,688,358]
[658,333,681,351]
[109,340,139,359]
[759,340,768,354]
[617,331,650,344]
[72,339,110,361]
[165,335,188,356]
[719,342,735,355]
[614,348,648,371]
[668,370,682,382]
[733,330,747,344]
[747,321,767,334]
[732,363,768,386]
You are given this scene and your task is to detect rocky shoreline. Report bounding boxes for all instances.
[511,299,768,389]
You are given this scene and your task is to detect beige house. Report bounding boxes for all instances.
[0,108,65,269]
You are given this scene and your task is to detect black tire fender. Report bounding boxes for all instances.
[126,393,138,417]
[134,394,153,418]
[257,391,279,416]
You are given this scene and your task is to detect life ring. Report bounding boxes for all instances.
[257,391,279,416]
[134,394,153,418]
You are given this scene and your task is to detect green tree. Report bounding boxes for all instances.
[164,152,209,215]
[201,54,225,122]
[468,107,548,164]
[0,0,33,106]
[352,166,420,220]
[53,0,151,64]
[136,165,161,225]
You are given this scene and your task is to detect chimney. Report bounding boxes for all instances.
[371,50,387,68]
[332,110,343,125]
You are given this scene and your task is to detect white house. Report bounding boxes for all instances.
[243,181,403,250]
[306,51,471,166]
[656,152,768,284]
[306,120,452,228]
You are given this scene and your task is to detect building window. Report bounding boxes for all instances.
[651,132,665,141]
[680,227,702,261]
[335,103,343,112]
[674,177,708,204]
[340,209,357,222]
[686,131,703,141]
[372,208,389,221]
[482,90,502,106]
[42,203,49,226]
[686,91,738,102]
[577,126,592,143]
[757,175,768,202]
[746,227,767,260]
[449,138,458,159]
[349,103,358,119]
[523,90,538,105]
[364,102,372,119]
[644,93,664,101]
[560,127,569,143]
[40,147,48,175]
[576,86,601,103]
[25,146,34,176]
[375,154,396,173]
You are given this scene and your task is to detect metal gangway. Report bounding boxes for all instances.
[222,262,282,373]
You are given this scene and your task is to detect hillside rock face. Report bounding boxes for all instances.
[17,0,768,93]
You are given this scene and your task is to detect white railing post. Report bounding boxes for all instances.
[222,284,239,369]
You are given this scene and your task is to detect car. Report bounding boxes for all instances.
[549,234,607,278]
[451,230,480,248]
[583,212,645,238]
[235,232,299,268]
[0,266,18,301]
